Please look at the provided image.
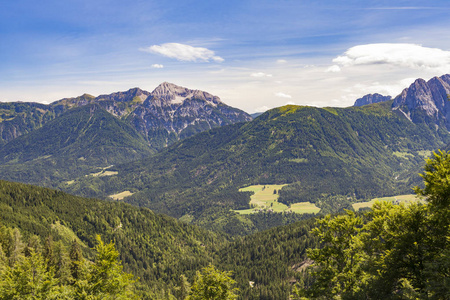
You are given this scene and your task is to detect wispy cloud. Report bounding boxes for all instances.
[325,65,341,73]
[333,43,450,71]
[151,64,164,69]
[275,92,292,99]
[141,43,224,63]
[251,72,273,78]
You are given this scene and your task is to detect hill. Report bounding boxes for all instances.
[61,100,450,232]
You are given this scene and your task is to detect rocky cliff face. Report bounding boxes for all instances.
[353,93,391,107]
[127,82,252,148]
[0,83,252,150]
[392,74,450,129]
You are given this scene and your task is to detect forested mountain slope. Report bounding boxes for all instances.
[0,104,154,186]
[62,101,450,232]
[0,179,319,299]
[0,179,226,298]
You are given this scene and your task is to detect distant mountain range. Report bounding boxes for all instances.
[353,93,391,106]
[0,82,251,149]
[2,75,450,233]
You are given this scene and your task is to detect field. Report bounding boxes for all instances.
[352,194,421,211]
[234,184,320,214]
[109,190,134,200]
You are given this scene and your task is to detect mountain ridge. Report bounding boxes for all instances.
[0,83,252,149]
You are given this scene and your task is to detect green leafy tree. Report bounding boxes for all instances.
[188,264,238,300]
[84,235,137,300]
[298,150,450,299]
[0,250,59,300]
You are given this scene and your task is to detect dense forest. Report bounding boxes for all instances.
[0,179,320,299]
[0,150,448,299]
[59,102,449,233]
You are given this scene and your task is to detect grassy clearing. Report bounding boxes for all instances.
[393,151,414,159]
[109,191,134,200]
[290,202,320,214]
[89,165,118,177]
[418,150,432,158]
[235,184,320,215]
[353,194,421,211]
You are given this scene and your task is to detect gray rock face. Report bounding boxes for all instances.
[127,82,252,148]
[392,75,450,129]
[353,93,391,107]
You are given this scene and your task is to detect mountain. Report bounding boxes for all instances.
[0,104,154,186]
[62,100,450,233]
[0,102,60,146]
[353,93,391,106]
[126,82,252,148]
[0,83,251,185]
[392,74,450,129]
[0,83,251,151]
[50,83,252,149]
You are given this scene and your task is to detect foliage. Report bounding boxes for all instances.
[298,150,450,299]
[188,264,238,300]
[0,224,137,300]
[60,101,449,233]
[0,104,154,187]
[0,179,226,298]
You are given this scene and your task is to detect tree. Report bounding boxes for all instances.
[86,235,137,300]
[188,264,238,300]
[297,150,450,299]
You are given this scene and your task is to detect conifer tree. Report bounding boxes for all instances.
[188,264,238,300]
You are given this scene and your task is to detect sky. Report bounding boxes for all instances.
[1,0,450,113]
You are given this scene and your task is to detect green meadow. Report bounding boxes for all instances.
[235,184,320,215]
[352,194,421,211]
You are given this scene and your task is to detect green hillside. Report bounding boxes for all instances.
[62,101,450,232]
[0,104,154,186]
[0,179,320,299]
[0,101,60,146]
[0,179,226,298]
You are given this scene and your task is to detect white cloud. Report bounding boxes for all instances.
[151,64,164,69]
[277,59,287,64]
[275,92,292,99]
[141,43,224,63]
[251,72,273,78]
[326,65,341,73]
[255,105,270,112]
[333,43,450,70]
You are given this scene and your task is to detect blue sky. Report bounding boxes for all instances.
[2,0,450,112]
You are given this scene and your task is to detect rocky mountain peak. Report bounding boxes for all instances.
[392,74,450,128]
[353,93,391,107]
[150,82,222,105]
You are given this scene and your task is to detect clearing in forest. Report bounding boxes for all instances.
[352,194,421,211]
[109,191,134,200]
[235,184,320,214]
